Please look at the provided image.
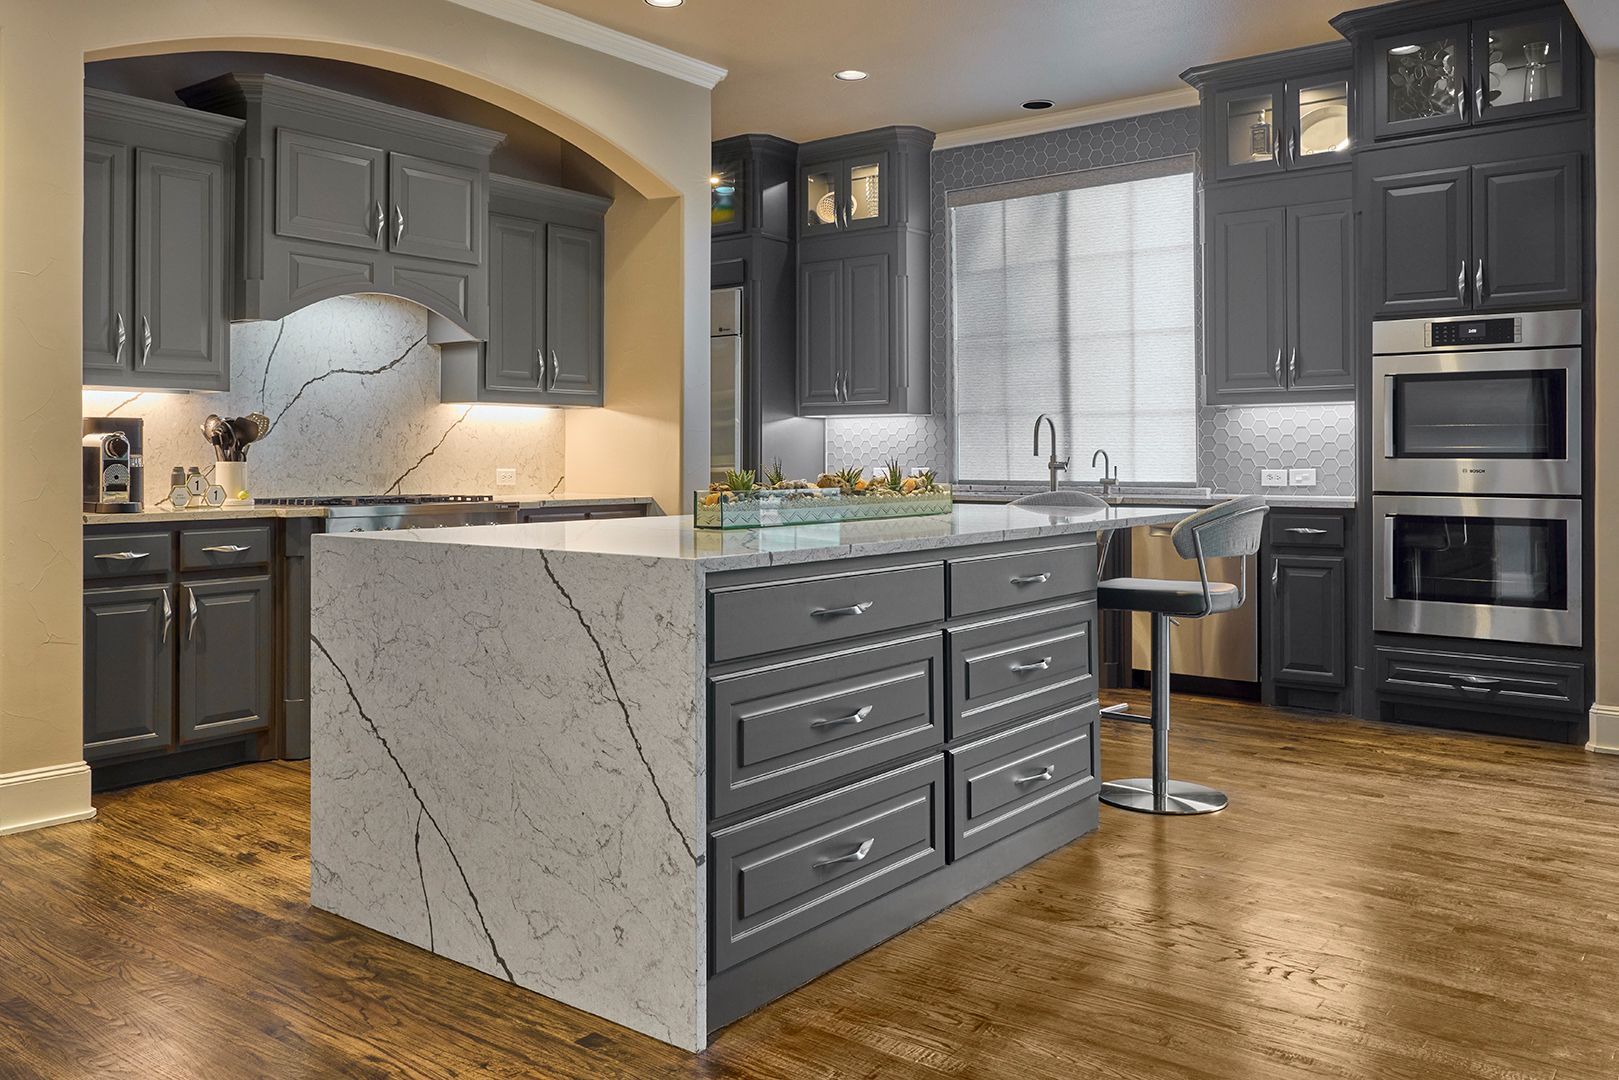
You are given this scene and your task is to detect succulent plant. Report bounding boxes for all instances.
[764,458,787,488]
[835,466,864,492]
[915,468,938,492]
[724,469,756,493]
[881,458,906,491]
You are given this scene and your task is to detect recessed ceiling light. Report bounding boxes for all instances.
[834,70,869,82]
[644,0,683,7]
[1021,99,1055,111]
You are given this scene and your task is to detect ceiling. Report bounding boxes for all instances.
[533,0,1351,142]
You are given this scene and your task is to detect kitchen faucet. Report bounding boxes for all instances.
[1092,448,1120,499]
[1033,414,1068,492]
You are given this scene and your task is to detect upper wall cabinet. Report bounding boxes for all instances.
[440,176,610,407]
[84,91,241,392]
[177,74,504,342]
[797,126,932,242]
[711,134,797,241]
[1332,1,1586,145]
[1184,43,1354,184]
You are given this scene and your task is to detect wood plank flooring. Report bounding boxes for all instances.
[3,693,1619,1079]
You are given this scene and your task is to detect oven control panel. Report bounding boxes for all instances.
[1426,317,1522,347]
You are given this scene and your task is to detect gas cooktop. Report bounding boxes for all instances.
[256,494,500,507]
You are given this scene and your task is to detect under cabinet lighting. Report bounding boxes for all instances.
[834,70,869,82]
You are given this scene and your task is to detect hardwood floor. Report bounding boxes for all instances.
[3,694,1619,1079]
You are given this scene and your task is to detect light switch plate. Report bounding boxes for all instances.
[495,467,517,486]
[1261,468,1288,488]
[1288,468,1318,487]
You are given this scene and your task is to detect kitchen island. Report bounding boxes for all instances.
[308,502,1191,1050]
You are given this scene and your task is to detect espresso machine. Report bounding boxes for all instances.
[83,416,144,513]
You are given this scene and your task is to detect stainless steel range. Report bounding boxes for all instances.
[256,494,519,532]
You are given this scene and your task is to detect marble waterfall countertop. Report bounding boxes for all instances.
[83,493,656,526]
[951,485,1355,509]
[310,501,1195,572]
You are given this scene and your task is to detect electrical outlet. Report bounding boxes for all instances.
[1261,468,1289,488]
[1289,467,1318,487]
[495,467,517,487]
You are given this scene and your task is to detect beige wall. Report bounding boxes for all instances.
[1591,56,1619,748]
[0,0,712,831]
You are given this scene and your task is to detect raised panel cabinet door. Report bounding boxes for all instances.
[83,139,132,379]
[134,149,229,389]
[388,153,481,265]
[1472,154,1582,310]
[1286,199,1354,393]
[274,129,386,250]
[1209,206,1286,399]
[1369,165,1470,316]
[84,584,175,762]
[797,257,844,411]
[1268,555,1347,688]
[543,222,604,403]
[178,577,273,746]
[485,214,546,392]
[842,252,894,407]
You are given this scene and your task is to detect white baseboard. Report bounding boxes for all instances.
[0,761,95,836]
[1587,704,1619,755]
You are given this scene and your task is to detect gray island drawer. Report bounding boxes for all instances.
[948,600,1097,740]
[709,562,945,663]
[709,634,944,819]
[710,755,945,973]
[948,541,1097,618]
[948,702,1099,859]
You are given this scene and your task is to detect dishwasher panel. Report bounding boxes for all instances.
[1128,525,1258,683]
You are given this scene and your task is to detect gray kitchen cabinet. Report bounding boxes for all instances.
[1208,206,1287,399]
[440,175,610,406]
[178,74,503,339]
[83,90,240,391]
[1286,199,1355,391]
[178,577,274,746]
[274,128,386,251]
[1364,140,1582,317]
[1471,152,1581,309]
[1267,556,1348,688]
[795,127,932,417]
[82,139,131,377]
[83,584,175,762]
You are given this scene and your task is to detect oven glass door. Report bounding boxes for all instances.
[1373,349,1580,495]
[1376,496,1581,647]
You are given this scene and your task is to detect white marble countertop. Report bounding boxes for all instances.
[509,492,656,508]
[313,502,1195,572]
[953,487,1356,509]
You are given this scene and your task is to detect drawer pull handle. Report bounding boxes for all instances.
[1015,765,1056,785]
[1454,674,1500,686]
[1010,656,1053,674]
[1010,572,1052,585]
[813,837,875,869]
[201,544,251,554]
[811,601,873,619]
[810,705,874,729]
[1284,527,1328,535]
[94,551,149,561]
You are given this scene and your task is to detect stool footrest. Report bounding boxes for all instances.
[1099,703,1153,726]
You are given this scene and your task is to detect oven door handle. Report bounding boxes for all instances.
[1382,515,1396,599]
[1381,375,1397,460]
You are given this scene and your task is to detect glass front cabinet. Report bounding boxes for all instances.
[800,151,890,236]
[1356,5,1582,142]
[1189,44,1354,184]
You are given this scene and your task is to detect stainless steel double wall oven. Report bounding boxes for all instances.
[1371,310,1583,647]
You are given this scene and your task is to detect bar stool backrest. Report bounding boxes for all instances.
[1169,494,1269,561]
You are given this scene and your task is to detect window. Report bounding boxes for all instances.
[950,160,1197,485]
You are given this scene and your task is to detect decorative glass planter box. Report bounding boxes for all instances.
[694,486,953,530]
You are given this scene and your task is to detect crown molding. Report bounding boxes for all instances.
[933,88,1199,151]
[446,0,728,89]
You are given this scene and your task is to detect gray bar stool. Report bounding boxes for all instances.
[1095,495,1269,816]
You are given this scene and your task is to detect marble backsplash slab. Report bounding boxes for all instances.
[83,295,564,506]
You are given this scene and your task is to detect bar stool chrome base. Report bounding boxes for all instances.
[1100,778,1228,816]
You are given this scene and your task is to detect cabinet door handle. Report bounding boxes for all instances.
[1475,258,1486,301]
[1010,572,1052,586]
[1271,126,1282,168]
[1010,656,1054,674]
[811,601,873,618]
[201,544,251,553]
[94,550,149,561]
[187,587,199,642]
[1284,527,1328,535]
[393,205,405,245]
[813,837,875,869]
[1287,126,1299,164]
[810,704,874,729]
[550,350,560,390]
[1014,765,1056,785]
[140,315,153,365]
[1288,346,1297,383]
[161,590,173,644]
[373,200,384,242]
[114,312,127,364]
[1457,81,1469,121]
[1474,83,1485,120]
[847,195,858,224]
[536,349,547,388]
[1273,348,1283,386]
[1457,260,1467,302]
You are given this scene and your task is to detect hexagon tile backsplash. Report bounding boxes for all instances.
[1199,404,1356,497]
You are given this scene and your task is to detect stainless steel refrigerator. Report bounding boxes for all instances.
[710,287,745,484]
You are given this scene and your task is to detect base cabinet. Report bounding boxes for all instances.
[84,584,176,762]
[178,577,273,745]
[1261,509,1354,713]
